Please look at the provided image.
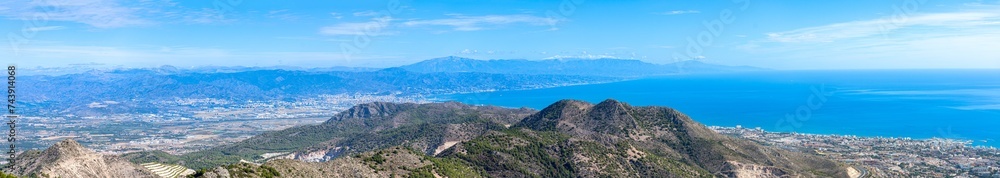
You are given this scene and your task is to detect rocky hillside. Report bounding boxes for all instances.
[125,101,535,169]
[190,99,850,177]
[439,99,849,177]
[6,139,157,178]
[194,146,480,178]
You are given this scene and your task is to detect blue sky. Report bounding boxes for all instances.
[1,0,999,69]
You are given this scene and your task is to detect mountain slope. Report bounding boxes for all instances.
[125,102,536,169]
[182,99,847,177]
[437,99,849,177]
[197,146,481,178]
[399,56,765,77]
[7,139,157,178]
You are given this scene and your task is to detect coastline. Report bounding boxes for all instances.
[712,126,999,177]
[423,77,638,102]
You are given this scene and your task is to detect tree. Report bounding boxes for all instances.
[0,171,16,178]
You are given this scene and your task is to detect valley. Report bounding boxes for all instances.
[11,93,426,156]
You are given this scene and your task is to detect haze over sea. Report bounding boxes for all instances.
[442,70,1000,147]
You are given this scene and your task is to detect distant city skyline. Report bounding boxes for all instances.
[2,0,999,69]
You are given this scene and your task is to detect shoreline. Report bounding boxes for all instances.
[423,78,638,99]
[418,72,1000,149]
[708,126,996,150]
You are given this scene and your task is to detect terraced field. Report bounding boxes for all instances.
[141,162,196,178]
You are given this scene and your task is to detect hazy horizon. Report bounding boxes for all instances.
[13,55,1000,72]
[3,0,1000,69]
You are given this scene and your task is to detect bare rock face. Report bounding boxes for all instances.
[8,139,157,178]
[723,161,789,177]
[200,167,231,178]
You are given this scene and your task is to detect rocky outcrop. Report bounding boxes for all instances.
[8,139,157,178]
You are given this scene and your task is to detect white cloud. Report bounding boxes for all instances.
[458,49,478,54]
[765,11,1000,43]
[353,10,379,17]
[268,9,288,14]
[330,12,343,19]
[0,0,236,28]
[402,14,560,31]
[0,0,153,28]
[5,44,401,67]
[319,17,396,36]
[171,8,231,24]
[543,54,624,60]
[25,26,66,32]
[266,9,299,21]
[658,10,700,15]
[737,5,1000,69]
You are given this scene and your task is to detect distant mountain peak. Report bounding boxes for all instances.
[591,98,632,117]
[326,102,417,123]
[519,99,632,132]
[519,99,644,135]
[157,65,180,71]
[377,67,411,73]
[594,98,625,108]
[431,56,476,61]
[400,56,764,77]
[551,99,592,108]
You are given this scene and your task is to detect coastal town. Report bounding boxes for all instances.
[712,126,1000,177]
[12,93,428,156]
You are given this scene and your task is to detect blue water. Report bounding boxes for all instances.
[441,70,1000,147]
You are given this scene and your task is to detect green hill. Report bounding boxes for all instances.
[181,99,849,177]
[125,102,534,170]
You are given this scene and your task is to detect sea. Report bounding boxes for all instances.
[439,70,1000,147]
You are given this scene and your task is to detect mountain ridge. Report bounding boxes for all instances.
[7,139,158,178]
[399,56,766,77]
[116,99,851,177]
[478,99,848,177]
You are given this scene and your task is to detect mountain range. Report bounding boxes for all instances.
[18,68,612,116]
[109,99,850,177]
[19,56,761,116]
[400,56,765,77]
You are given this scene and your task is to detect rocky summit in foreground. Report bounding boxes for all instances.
[186,99,852,178]
[6,139,157,178]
